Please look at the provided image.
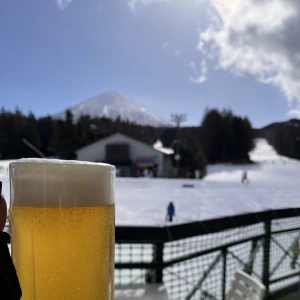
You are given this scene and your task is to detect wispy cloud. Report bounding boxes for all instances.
[128,0,137,11]
[163,42,169,51]
[199,0,300,111]
[189,60,207,84]
[162,42,169,52]
[128,0,203,11]
[57,0,73,9]
[175,50,182,57]
[190,75,207,84]
[287,108,300,119]
[189,61,197,72]
[163,44,183,57]
[128,0,173,11]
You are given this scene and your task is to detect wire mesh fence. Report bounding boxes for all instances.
[115,243,152,285]
[115,208,300,299]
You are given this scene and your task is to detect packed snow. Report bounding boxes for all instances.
[1,139,300,226]
[54,91,171,127]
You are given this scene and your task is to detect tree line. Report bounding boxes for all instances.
[260,119,300,160]
[0,108,157,160]
[0,108,255,175]
[200,109,254,164]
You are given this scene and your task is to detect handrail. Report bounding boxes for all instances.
[114,207,300,299]
[116,207,300,243]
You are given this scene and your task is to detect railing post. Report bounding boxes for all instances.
[222,248,227,300]
[244,239,258,275]
[154,242,164,283]
[146,242,164,283]
[263,219,271,293]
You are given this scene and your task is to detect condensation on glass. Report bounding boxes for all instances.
[10,159,115,300]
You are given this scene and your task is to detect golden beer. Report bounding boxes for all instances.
[10,159,115,300]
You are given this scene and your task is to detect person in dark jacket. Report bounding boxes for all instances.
[0,183,22,300]
[167,202,175,222]
[242,171,249,184]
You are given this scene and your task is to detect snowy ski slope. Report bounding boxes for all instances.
[1,139,299,226]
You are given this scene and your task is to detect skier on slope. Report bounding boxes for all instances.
[242,171,249,184]
[167,202,175,222]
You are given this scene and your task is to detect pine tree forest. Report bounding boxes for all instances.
[0,108,255,174]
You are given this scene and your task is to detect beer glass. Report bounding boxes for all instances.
[10,159,115,300]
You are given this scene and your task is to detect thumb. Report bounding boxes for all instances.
[0,195,7,232]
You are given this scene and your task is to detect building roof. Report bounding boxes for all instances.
[76,133,173,156]
[153,140,175,155]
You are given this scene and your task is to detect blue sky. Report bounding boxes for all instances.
[0,0,298,128]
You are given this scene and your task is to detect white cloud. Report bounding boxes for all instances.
[201,59,207,74]
[287,108,300,119]
[200,0,300,109]
[128,0,173,11]
[128,0,204,11]
[162,42,169,52]
[57,0,73,9]
[189,60,197,71]
[175,50,182,57]
[189,59,207,84]
[189,75,207,84]
[196,0,205,6]
[162,44,182,57]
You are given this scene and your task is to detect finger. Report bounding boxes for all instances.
[0,195,7,232]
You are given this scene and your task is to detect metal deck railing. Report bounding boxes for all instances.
[115,208,300,300]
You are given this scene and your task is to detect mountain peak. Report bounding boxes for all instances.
[55,92,170,127]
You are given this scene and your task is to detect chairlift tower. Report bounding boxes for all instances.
[170,114,187,178]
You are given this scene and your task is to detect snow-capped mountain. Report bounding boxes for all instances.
[55,92,170,127]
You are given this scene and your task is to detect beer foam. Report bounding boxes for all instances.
[10,159,115,207]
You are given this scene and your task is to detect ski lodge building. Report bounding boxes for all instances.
[76,133,174,177]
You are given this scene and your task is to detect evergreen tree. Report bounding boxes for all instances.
[21,112,41,157]
[201,109,222,163]
[0,106,255,171]
[49,110,79,159]
[201,108,254,163]
[76,115,95,147]
[0,109,25,158]
[38,116,54,156]
[0,109,11,158]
